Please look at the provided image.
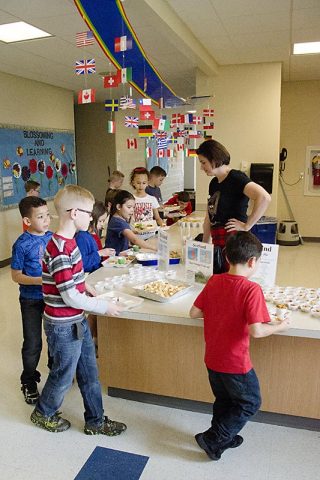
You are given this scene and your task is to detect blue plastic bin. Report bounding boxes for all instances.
[251,216,277,244]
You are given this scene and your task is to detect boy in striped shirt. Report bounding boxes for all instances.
[30,185,127,435]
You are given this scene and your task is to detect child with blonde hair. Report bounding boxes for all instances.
[30,185,127,436]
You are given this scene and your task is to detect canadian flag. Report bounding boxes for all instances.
[167,149,174,157]
[157,149,165,158]
[127,138,137,149]
[78,88,96,104]
[146,147,152,158]
[176,143,184,151]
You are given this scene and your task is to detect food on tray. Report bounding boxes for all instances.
[143,280,186,298]
[169,250,181,258]
[105,255,135,266]
[133,221,157,232]
[132,245,140,252]
[276,303,288,309]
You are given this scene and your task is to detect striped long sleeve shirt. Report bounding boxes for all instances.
[42,234,109,325]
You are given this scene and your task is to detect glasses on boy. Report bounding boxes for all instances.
[66,208,93,216]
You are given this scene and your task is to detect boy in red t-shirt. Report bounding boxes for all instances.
[190,231,291,461]
[164,191,193,226]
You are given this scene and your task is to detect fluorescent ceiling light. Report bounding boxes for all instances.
[293,42,320,55]
[187,110,197,113]
[0,21,51,43]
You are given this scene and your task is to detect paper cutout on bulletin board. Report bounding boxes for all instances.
[0,125,76,208]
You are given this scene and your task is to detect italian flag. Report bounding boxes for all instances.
[107,120,116,134]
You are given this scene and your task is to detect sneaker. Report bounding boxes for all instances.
[195,432,243,461]
[84,416,127,436]
[30,409,71,433]
[21,384,39,405]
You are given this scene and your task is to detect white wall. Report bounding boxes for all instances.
[279,80,320,237]
[0,72,74,262]
[195,63,281,217]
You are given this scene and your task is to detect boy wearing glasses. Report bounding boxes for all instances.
[30,185,127,436]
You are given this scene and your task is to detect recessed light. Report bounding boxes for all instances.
[293,42,320,55]
[0,21,51,43]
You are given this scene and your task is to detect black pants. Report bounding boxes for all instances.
[204,368,261,449]
[20,298,52,386]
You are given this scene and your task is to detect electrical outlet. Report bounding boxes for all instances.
[300,172,304,179]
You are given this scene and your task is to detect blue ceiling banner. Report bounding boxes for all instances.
[74,0,183,107]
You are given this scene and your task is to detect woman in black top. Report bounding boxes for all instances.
[196,140,271,266]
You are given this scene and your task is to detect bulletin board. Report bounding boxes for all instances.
[0,124,77,209]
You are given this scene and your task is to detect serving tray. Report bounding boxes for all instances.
[133,279,192,303]
[96,290,144,310]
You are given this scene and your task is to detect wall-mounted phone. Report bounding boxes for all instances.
[279,148,287,172]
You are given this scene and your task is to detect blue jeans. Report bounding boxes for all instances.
[20,298,44,386]
[203,368,261,449]
[37,317,104,427]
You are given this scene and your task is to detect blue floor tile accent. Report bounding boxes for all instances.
[74,446,149,480]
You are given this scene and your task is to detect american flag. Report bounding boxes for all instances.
[75,59,96,75]
[120,96,136,109]
[76,31,94,47]
[124,116,139,128]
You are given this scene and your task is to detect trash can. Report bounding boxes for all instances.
[251,216,277,244]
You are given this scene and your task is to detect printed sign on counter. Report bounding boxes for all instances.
[185,239,213,284]
[251,243,279,287]
[158,229,169,271]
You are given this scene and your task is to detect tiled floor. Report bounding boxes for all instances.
[0,243,319,479]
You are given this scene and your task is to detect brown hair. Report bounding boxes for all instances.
[24,180,40,193]
[177,191,190,203]
[109,190,135,218]
[19,196,47,218]
[130,167,149,186]
[149,166,167,178]
[196,139,230,167]
[226,231,263,265]
[90,201,107,233]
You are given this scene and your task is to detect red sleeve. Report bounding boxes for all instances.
[91,232,103,250]
[186,202,193,215]
[245,284,271,325]
[193,285,207,311]
[164,195,178,206]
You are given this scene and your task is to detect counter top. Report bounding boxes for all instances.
[87,215,320,339]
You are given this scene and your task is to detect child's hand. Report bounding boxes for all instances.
[100,248,116,257]
[106,303,123,316]
[278,315,292,330]
[85,282,97,297]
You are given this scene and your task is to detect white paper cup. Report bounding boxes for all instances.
[276,306,290,320]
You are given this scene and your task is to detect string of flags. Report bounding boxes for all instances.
[74,30,215,155]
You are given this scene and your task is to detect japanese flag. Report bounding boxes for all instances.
[78,88,96,104]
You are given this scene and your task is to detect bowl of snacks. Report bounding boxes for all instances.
[276,303,290,320]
